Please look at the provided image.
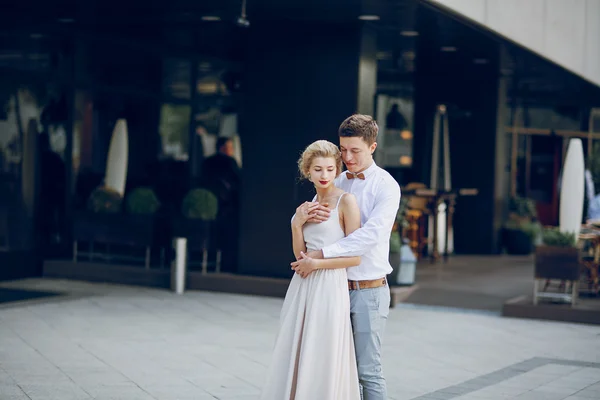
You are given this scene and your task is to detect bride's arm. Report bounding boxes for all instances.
[291,218,307,260]
[291,201,321,260]
[308,194,361,270]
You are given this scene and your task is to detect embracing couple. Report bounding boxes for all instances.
[260,114,401,400]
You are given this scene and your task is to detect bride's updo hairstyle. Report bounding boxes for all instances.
[297,140,343,180]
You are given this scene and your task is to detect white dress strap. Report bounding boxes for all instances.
[334,193,346,210]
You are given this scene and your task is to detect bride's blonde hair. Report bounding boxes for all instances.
[298,140,343,180]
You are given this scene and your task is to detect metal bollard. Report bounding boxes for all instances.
[171,237,187,294]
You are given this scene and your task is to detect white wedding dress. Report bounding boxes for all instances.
[260,194,361,400]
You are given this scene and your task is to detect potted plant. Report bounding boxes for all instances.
[115,187,162,252]
[502,196,542,255]
[389,197,413,286]
[388,230,402,285]
[535,227,578,277]
[88,186,122,213]
[73,186,122,246]
[125,187,160,215]
[534,227,579,305]
[173,188,219,253]
[73,186,162,267]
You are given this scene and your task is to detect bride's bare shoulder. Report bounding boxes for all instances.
[338,192,358,212]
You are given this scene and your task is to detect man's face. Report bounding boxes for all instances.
[339,136,377,173]
[221,140,235,157]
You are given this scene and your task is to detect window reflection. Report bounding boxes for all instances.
[376,94,414,168]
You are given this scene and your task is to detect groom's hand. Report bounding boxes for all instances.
[304,250,323,260]
[306,202,331,224]
[291,252,317,278]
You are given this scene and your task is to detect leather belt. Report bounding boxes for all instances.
[348,278,387,290]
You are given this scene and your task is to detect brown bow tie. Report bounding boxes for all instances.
[346,172,365,180]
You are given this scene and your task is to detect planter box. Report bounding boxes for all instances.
[388,251,417,287]
[502,228,533,255]
[388,252,400,286]
[533,245,580,306]
[73,211,155,247]
[171,217,213,252]
[534,245,580,281]
[73,211,156,267]
[171,217,218,273]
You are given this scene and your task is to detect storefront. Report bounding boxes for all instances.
[2,0,600,283]
[1,19,246,280]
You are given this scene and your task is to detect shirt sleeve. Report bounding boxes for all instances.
[321,178,401,258]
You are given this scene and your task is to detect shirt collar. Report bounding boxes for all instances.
[344,161,378,180]
[360,161,378,179]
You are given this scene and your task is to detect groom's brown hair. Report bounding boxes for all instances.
[338,114,378,145]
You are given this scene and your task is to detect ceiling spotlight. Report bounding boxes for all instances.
[441,46,457,52]
[402,51,416,60]
[236,0,250,28]
[198,62,212,71]
[400,31,419,37]
[358,15,380,21]
[237,16,250,28]
[201,16,221,21]
[376,52,393,60]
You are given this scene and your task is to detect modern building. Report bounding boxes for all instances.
[1,0,599,282]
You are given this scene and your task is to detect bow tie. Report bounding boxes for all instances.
[346,172,365,180]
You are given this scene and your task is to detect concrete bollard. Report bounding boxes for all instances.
[171,237,187,294]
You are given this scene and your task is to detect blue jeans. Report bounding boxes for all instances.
[349,284,390,400]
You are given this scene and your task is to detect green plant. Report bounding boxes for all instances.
[125,187,161,215]
[541,227,577,247]
[182,188,218,220]
[588,141,600,190]
[508,196,537,219]
[504,219,542,240]
[395,197,410,230]
[87,186,122,213]
[389,231,402,253]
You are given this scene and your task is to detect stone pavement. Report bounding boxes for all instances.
[0,278,599,400]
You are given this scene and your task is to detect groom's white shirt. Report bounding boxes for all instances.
[322,161,401,281]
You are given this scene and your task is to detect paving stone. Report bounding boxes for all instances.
[1,278,599,400]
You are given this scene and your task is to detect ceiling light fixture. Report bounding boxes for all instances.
[236,0,250,28]
[400,31,419,37]
[402,51,416,60]
[473,58,489,64]
[358,15,380,21]
[376,52,392,60]
[198,62,212,71]
[441,46,457,52]
[201,16,221,21]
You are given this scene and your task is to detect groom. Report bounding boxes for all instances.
[292,114,401,400]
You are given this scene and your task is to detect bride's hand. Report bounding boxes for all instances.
[293,202,324,226]
[291,251,318,278]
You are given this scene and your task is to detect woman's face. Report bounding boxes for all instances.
[309,157,337,189]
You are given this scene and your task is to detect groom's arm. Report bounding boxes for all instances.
[310,180,401,259]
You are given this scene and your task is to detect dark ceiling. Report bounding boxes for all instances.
[1,0,598,107]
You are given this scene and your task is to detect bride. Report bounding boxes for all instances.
[260,140,361,400]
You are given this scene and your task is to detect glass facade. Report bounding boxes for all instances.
[0,23,245,273]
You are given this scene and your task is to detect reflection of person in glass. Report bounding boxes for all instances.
[201,137,240,207]
[38,132,66,247]
[385,104,408,131]
[201,137,241,272]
